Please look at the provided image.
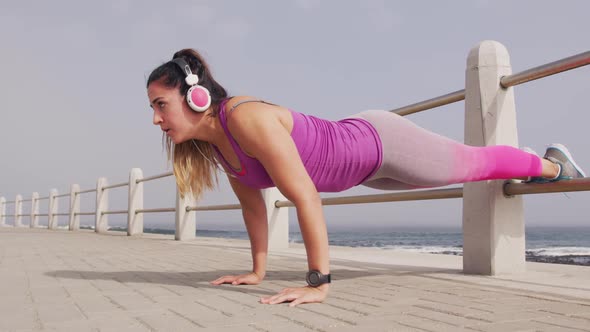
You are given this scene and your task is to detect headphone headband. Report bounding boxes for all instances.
[171,58,193,77]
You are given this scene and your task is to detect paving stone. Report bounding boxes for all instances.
[134,309,206,331]
[532,314,590,331]
[71,294,126,316]
[404,305,491,328]
[572,312,590,320]
[102,291,158,311]
[85,313,152,331]
[371,313,478,332]
[0,296,34,313]
[40,319,98,332]
[0,312,41,331]
[2,227,590,331]
[36,302,87,324]
[322,319,425,332]
[467,319,585,332]
[126,284,180,299]
[30,286,71,304]
[270,307,355,330]
[537,301,590,316]
[220,321,312,332]
[410,301,555,324]
[0,283,30,297]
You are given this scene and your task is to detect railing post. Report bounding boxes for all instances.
[95,177,109,233]
[15,195,23,227]
[127,168,144,236]
[263,188,289,249]
[175,187,196,241]
[48,189,58,230]
[0,197,5,226]
[31,192,39,228]
[69,184,80,231]
[463,40,525,275]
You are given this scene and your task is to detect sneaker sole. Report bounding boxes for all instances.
[547,143,586,178]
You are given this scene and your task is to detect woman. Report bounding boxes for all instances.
[146,49,585,307]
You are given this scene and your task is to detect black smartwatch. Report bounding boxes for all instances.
[305,270,331,287]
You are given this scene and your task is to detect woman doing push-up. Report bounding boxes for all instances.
[146,48,585,307]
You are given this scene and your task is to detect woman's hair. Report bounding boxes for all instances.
[147,49,229,200]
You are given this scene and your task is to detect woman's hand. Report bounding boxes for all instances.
[210,272,264,286]
[260,284,329,307]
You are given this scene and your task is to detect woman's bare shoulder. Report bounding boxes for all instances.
[224,95,293,137]
[223,95,264,112]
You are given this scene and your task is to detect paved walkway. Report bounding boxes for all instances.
[1,227,590,332]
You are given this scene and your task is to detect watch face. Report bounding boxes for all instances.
[308,272,320,285]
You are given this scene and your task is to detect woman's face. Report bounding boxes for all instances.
[148,79,195,144]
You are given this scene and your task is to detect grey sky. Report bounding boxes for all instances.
[1,0,589,231]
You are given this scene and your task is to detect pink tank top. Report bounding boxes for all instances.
[212,99,382,192]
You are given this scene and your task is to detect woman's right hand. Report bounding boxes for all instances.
[210,272,264,286]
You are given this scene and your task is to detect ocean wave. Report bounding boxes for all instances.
[527,247,590,256]
[382,245,590,259]
[382,245,463,255]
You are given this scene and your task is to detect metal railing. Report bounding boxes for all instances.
[102,182,129,191]
[275,187,464,208]
[102,210,127,215]
[501,50,590,88]
[0,170,177,230]
[274,178,590,209]
[137,171,173,183]
[75,212,95,216]
[390,89,465,116]
[136,207,176,214]
[504,178,590,196]
[186,203,242,212]
[77,189,96,195]
[389,50,589,117]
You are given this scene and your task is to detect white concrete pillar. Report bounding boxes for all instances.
[48,189,59,230]
[15,195,23,227]
[69,184,80,231]
[127,168,144,236]
[263,188,289,250]
[463,40,525,275]
[0,197,6,226]
[30,192,39,228]
[95,177,109,233]
[175,188,196,241]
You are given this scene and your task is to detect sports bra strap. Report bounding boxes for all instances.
[227,99,277,113]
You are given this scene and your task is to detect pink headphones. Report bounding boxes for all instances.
[172,58,211,112]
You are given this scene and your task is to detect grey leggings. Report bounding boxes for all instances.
[350,110,541,190]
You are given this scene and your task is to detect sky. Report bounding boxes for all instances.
[0,0,589,232]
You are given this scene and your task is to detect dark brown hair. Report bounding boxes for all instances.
[147,49,230,199]
[147,49,229,116]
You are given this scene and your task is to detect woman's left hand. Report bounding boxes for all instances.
[260,284,329,307]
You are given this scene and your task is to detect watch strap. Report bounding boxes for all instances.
[306,270,331,287]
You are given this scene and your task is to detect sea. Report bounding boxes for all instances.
[104,225,590,266]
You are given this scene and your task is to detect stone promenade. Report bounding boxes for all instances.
[1,227,590,331]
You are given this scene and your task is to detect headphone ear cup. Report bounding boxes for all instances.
[186,85,211,112]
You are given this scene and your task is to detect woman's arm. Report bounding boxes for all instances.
[211,174,268,285]
[228,105,330,306]
[230,174,268,278]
